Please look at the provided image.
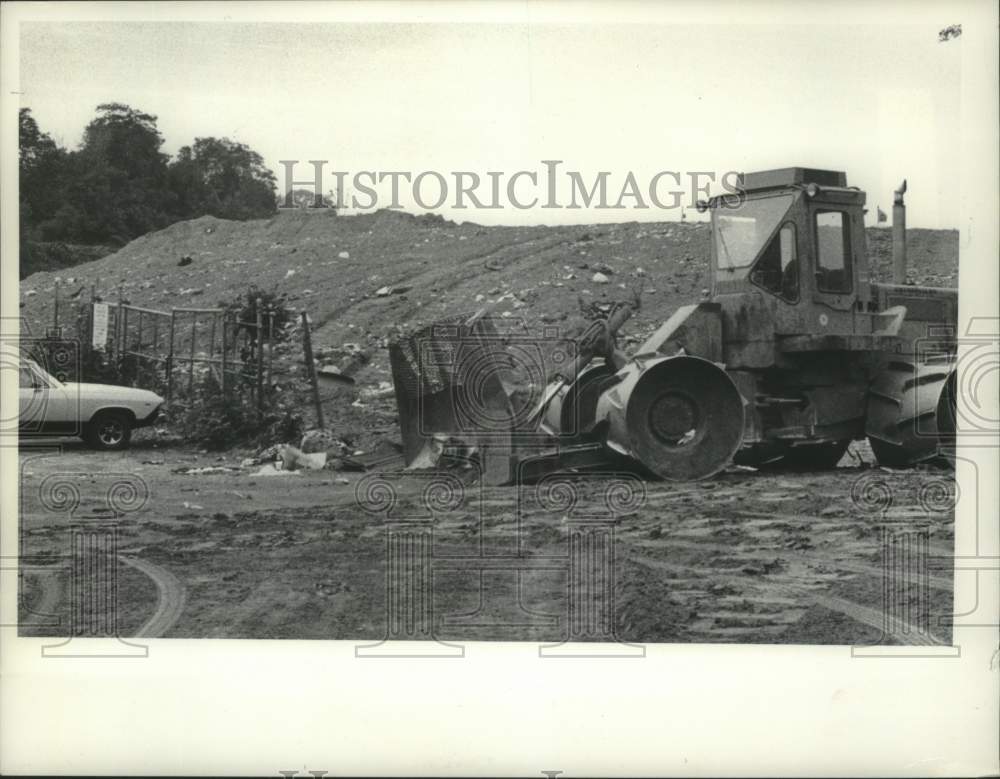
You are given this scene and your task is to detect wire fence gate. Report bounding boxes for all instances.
[36,281,327,424]
[115,301,277,406]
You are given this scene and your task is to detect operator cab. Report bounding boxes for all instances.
[705,167,871,335]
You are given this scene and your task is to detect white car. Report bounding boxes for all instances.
[19,358,164,450]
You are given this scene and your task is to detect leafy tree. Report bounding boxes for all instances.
[19,108,69,236]
[18,103,279,272]
[169,137,277,220]
[66,103,174,243]
[19,108,59,168]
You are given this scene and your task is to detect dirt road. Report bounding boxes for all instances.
[17,439,954,645]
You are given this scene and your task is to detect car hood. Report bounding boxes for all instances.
[65,383,164,405]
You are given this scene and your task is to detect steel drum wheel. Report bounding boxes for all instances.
[623,357,745,480]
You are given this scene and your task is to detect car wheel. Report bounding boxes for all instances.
[84,411,133,451]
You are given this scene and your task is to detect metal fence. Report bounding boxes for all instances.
[43,285,277,407]
[37,282,326,424]
[113,301,277,405]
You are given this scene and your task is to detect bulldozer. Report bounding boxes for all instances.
[389,167,958,482]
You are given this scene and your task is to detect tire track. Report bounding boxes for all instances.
[805,592,944,646]
[629,536,949,645]
[629,550,945,645]
[23,569,63,627]
[119,556,187,638]
[633,536,954,592]
[313,232,581,336]
[313,234,559,328]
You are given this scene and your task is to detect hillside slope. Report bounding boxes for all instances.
[18,210,959,447]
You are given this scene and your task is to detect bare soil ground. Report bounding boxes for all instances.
[18,440,954,645]
[17,212,960,645]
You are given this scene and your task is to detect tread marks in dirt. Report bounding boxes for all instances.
[312,234,577,333]
[119,556,188,638]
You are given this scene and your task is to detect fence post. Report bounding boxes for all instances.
[74,306,84,381]
[188,312,197,396]
[220,313,228,398]
[115,285,123,361]
[122,307,129,380]
[166,311,176,402]
[53,279,60,334]
[301,311,325,428]
[266,307,274,389]
[86,285,96,374]
[207,313,217,378]
[255,299,264,413]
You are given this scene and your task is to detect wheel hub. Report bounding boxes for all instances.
[648,391,699,445]
[99,422,124,444]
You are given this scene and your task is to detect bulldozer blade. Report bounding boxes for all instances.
[511,442,613,484]
[595,355,745,480]
[389,314,514,485]
[866,359,957,466]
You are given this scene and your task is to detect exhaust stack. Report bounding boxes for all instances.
[892,179,907,284]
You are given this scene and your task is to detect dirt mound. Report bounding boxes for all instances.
[18,211,959,450]
[20,241,118,279]
[866,227,959,287]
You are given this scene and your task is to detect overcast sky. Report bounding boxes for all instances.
[19,21,962,227]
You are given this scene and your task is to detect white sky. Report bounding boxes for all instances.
[19,20,962,227]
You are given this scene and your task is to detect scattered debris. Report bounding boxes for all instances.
[173,465,242,475]
[279,444,327,471]
[178,255,193,267]
[360,381,395,401]
[375,284,413,297]
[300,430,350,456]
[317,365,357,385]
[254,463,301,476]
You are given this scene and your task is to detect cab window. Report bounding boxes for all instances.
[815,210,852,293]
[750,222,798,302]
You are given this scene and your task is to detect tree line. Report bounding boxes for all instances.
[19,103,278,253]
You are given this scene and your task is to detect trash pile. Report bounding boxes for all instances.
[238,428,406,477]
